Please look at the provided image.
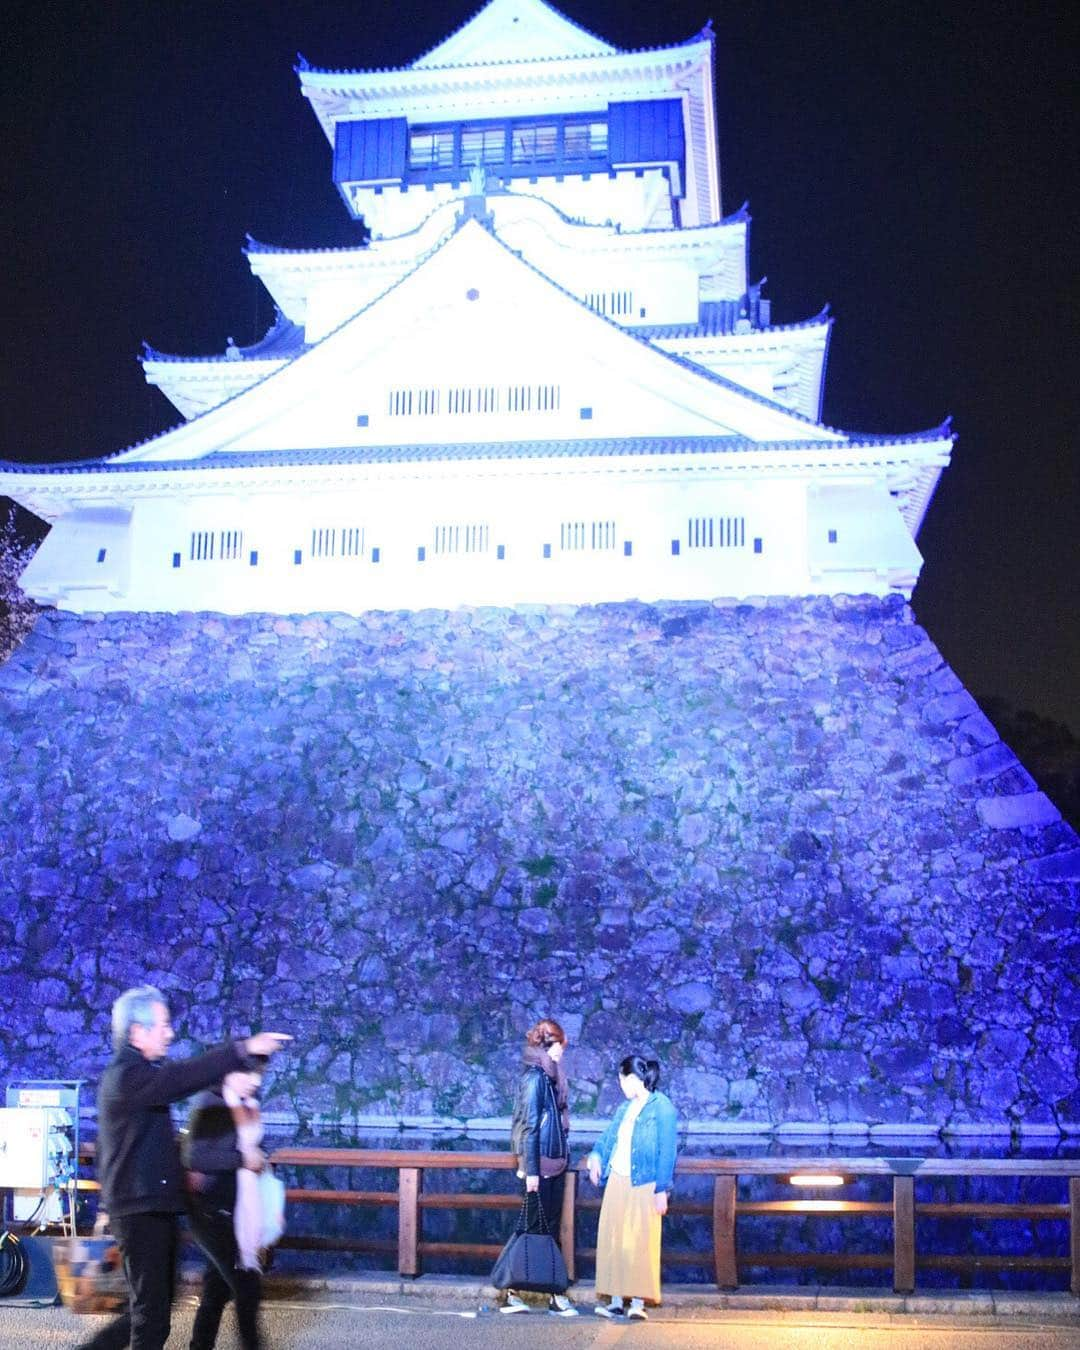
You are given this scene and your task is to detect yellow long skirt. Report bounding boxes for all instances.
[594,1171,663,1305]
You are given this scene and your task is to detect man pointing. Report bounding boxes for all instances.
[78,985,291,1350]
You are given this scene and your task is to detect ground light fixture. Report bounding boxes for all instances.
[786,1173,851,1187]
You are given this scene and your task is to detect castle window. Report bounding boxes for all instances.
[624,540,633,557]
[560,521,616,551]
[184,529,243,564]
[433,524,490,555]
[585,290,633,317]
[512,123,557,162]
[219,530,243,561]
[563,120,607,158]
[671,539,680,556]
[341,527,365,557]
[389,387,439,416]
[172,552,181,569]
[579,406,593,420]
[96,547,107,563]
[754,537,763,554]
[543,543,551,558]
[409,128,454,168]
[311,528,336,558]
[497,544,506,560]
[293,549,302,565]
[249,550,258,566]
[417,546,426,562]
[461,126,506,164]
[190,531,215,561]
[828,529,838,543]
[356,413,369,427]
[687,516,746,549]
[371,547,381,563]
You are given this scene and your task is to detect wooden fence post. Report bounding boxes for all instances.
[560,1168,576,1284]
[893,1174,915,1293]
[713,1174,738,1289]
[1069,1176,1080,1298]
[399,1167,421,1277]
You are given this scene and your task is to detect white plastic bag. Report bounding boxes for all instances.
[258,1166,286,1249]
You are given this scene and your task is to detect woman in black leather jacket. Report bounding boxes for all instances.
[503,1017,577,1316]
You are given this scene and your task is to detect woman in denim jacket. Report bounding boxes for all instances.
[586,1054,678,1321]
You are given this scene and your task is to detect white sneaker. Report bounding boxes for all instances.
[594,1299,623,1318]
[627,1298,648,1321]
[548,1295,578,1317]
[499,1292,529,1314]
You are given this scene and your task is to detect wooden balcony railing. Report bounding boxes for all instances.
[263,1148,1080,1296]
[71,1144,1080,1296]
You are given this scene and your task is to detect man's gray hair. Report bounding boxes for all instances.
[112,985,166,1052]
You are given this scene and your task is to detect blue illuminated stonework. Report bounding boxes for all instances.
[0,597,1076,1131]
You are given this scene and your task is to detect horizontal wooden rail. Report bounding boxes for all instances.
[64,1144,1079,1297]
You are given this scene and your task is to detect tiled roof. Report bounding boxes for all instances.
[638,303,832,341]
[245,193,745,255]
[140,312,308,365]
[0,424,956,479]
[296,24,711,78]
[408,0,617,68]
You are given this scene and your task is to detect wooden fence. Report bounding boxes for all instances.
[260,1148,1080,1296]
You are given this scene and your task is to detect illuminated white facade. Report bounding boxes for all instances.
[3,0,951,614]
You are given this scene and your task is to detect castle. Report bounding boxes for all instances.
[3,0,950,615]
[1,2,1075,1135]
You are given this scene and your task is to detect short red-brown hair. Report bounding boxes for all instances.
[525,1018,566,1049]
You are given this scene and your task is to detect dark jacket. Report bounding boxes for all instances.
[510,1066,567,1177]
[96,1041,248,1217]
[181,1087,243,1211]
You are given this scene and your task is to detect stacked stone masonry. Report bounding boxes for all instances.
[0,596,1076,1130]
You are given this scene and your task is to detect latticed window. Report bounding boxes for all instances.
[687,516,746,548]
[560,520,616,551]
[563,121,607,157]
[409,129,454,167]
[311,528,336,558]
[341,527,365,557]
[461,126,506,164]
[512,124,557,161]
[433,524,490,555]
[190,530,244,561]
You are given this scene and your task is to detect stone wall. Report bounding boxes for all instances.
[0,596,1077,1131]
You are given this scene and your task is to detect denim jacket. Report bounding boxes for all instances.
[587,1091,678,1194]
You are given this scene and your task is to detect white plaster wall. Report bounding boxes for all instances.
[24,475,919,615]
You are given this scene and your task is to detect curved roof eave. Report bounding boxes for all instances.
[295,31,711,80]
[0,426,956,479]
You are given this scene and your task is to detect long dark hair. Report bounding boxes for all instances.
[619,1053,660,1091]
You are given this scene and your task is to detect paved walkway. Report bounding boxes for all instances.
[3,1277,1078,1349]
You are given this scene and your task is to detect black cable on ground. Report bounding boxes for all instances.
[0,1231,29,1297]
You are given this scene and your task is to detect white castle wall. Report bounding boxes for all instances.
[21,473,920,615]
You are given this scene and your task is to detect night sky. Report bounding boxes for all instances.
[3,1,1077,729]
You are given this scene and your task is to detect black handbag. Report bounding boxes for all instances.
[490,1192,569,1294]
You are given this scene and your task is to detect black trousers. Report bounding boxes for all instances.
[187,1200,262,1350]
[76,1210,178,1350]
[521,1170,566,1236]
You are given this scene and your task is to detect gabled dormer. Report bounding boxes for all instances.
[298,0,719,237]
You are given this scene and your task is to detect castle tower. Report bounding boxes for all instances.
[3,0,949,616]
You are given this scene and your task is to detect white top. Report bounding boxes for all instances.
[610,1094,648,1176]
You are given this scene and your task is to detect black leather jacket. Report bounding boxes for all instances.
[96,1041,247,1217]
[510,1066,567,1177]
[182,1087,243,1211]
